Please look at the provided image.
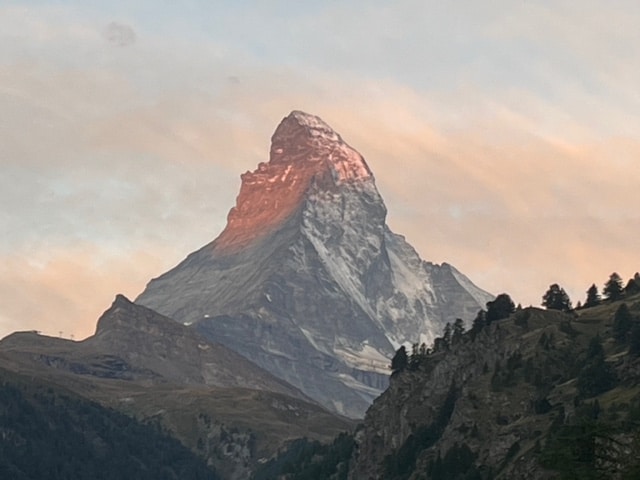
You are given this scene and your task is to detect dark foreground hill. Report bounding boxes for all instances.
[0,367,219,480]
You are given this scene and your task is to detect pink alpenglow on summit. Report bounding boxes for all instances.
[215,111,372,252]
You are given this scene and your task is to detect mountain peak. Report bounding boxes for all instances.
[137,111,493,417]
[287,110,340,135]
[213,111,372,253]
[270,110,341,150]
[269,111,370,179]
[95,293,170,335]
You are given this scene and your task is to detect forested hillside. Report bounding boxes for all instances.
[0,368,219,480]
[255,274,640,479]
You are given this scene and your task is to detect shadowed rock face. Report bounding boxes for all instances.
[137,111,493,418]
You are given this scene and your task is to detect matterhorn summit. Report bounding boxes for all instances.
[212,110,373,253]
[137,111,492,418]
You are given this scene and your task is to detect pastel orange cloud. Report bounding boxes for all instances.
[2,50,639,338]
[0,245,175,340]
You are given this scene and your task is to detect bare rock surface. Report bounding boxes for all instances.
[137,111,493,418]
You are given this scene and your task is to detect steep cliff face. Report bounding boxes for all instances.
[137,111,493,418]
[349,296,640,479]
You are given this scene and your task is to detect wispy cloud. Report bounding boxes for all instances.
[103,22,136,47]
[0,244,172,339]
[1,2,639,338]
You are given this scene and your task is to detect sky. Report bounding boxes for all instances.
[1,1,640,340]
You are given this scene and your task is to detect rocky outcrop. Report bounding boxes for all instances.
[1,295,308,398]
[348,300,640,479]
[137,111,493,418]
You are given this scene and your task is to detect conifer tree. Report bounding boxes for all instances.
[612,304,633,343]
[452,318,465,345]
[577,336,616,398]
[469,310,486,338]
[584,284,601,308]
[486,294,515,325]
[390,346,408,373]
[542,283,572,311]
[629,326,640,357]
[409,343,421,369]
[603,273,624,301]
[442,323,453,349]
[624,276,640,296]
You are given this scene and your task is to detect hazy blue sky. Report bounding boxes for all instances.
[2,1,640,339]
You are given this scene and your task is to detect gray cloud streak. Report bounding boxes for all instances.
[103,22,136,47]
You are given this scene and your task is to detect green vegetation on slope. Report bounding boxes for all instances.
[355,273,640,479]
[255,275,640,479]
[382,383,458,479]
[251,432,354,480]
[0,369,219,480]
[540,399,640,479]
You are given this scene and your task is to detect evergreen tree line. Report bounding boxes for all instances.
[391,271,640,374]
[542,272,640,312]
[391,293,517,374]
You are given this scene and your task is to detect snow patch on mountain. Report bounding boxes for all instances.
[334,344,390,375]
[337,373,387,397]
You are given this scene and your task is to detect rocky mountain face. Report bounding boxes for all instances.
[0,295,352,480]
[136,111,493,418]
[347,295,640,479]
